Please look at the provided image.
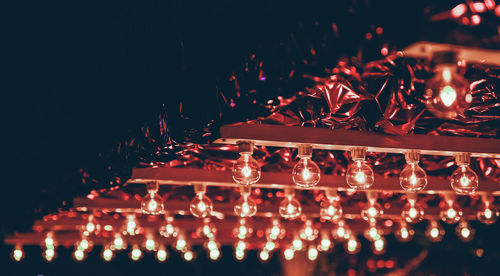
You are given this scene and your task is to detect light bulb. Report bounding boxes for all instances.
[209,249,221,261]
[361,193,383,223]
[207,240,219,251]
[234,246,246,261]
[346,148,374,189]
[331,220,350,240]
[233,218,253,239]
[477,197,499,224]
[234,186,257,217]
[232,142,261,185]
[183,250,194,262]
[76,237,92,252]
[112,233,126,250]
[401,196,425,224]
[102,245,114,262]
[395,222,414,242]
[425,220,445,242]
[141,193,164,215]
[265,240,276,251]
[307,246,319,261]
[198,219,217,239]
[319,233,332,251]
[82,214,100,236]
[11,245,24,262]
[299,220,319,241]
[279,188,302,220]
[43,248,56,262]
[440,197,463,224]
[124,214,140,236]
[159,215,178,238]
[73,248,86,262]
[292,145,320,188]
[156,245,168,262]
[424,52,471,119]
[130,245,143,261]
[235,240,247,252]
[259,250,270,262]
[320,191,343,221]
[190,184,213,218]
[284,247,295,260]
[175,237,187,251]
[143,235,157,251]
[371,237,386,255]
[450,153,478,194]
[363,222,382,242]
[292,237,303,251]
[400,151,427,192]
[456,220,475,242]
[344,236,361,254]
[44,232,56,249]
[266,218,285,240]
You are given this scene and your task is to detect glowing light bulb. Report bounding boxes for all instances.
[395,222,414,242]
[209,249,221,261]
[190,184,213,218]
[267,219,285,240]
[400,151,427,192]
[82,214,100,236]
[141,193,164,215]
[43,248,56,262]
[11,245,24,262]
[234,241,246,261]
[346,148,374,189]
[320,191,343,221]
[331,220,350,240]
[159,215,178,238]
[299,220,319,241]
[361,193,383,223]
[113,233,126,250]
[175,237,187,251]
[279,188,302,220]
[73,248,86,262]
[425,220,445,242]
[102,246,114,262]
[234,186,257,218]
[371,237,386,255]
[456,220,475,242]
[233,218,253,239]
[183,250,194,262]
[44,233,55,249]
[284,247,294,260]
[265,240,276,251]
[440,198,463,224]
[292,145,320,188]
[232,142,261,185]
[156,245,168,262]
[477,198,499,225]
[259,250,270,262]
[344,236,361,254]
[307,246,318,261]
[235,240,246,251]
[425,52,471,119]
[363,222,382,242]
[401,196,425,224]
[130,245,143,261]
[143,235,157,251]
[319,234,332,251]
[124,214,140,236]
[450,153,478,195]
[292,237,303,251]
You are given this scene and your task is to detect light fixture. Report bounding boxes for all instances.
[143,233,158,251]
[299,219,318,241]
[400,150,427,192]
[456,220,475,242]
[232,141,261,185]
[344,236,361,254]
[234,185,257,217]
[198,218,217,239]
[112,232,127,251]
[101,245,114,262]
[292,235,303,251]
[75,236,93,252]
[292,144,320,188]
[331,219,350,240]
[44,232,56,249]
[234,240,247,261]
[401,193,424,224]
[209,248,221,261]
[206,239,220,252]
[259,249,270,262]
[424,50,471,119]
[190,183,213,218]
[363,221,382,242]
[43,247,56,262]
[346,147,374,189]
[425,220,445,242]
[440,193,463,224]
[395,221,414,242]
[477,195,499,225]
[156,245,168,262]
[307,246,319,261]
[11,245,24,262]
[318,231,332,251]
[175,236,187,251]
[73,248,86,262]
[233,218,253,239]
[450,153,478,194]
[320,190,343,221]
[266,218,285,240]
[371,237,386,255]
[283,247,295,261]
[141,181,164,215]
[81,214,100,236]
[183,250,195,262]
[129,245,143,261]
[159,215,178,238]
[361,191,383,223]
[264,240,276,251]
[279,187,302,220]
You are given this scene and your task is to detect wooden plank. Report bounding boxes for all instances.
[214,124,500,158]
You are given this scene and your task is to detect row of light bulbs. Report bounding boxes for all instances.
[233,142,480,194]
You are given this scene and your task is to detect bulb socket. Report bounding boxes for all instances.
[237,141,254,154]
[406,192,418,204]
[239,185,252,196]
[146,181,159,194]
[193,183,207,194]
[325,189,338,200]
[454,153,471,166]
[404,150,421,164]
[283,187,295,197]
[350,147,367,160]
[365,191,378,203]
[443,193,456,206]
[297,144,313,158]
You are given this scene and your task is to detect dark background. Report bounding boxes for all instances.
[2,0,499,275]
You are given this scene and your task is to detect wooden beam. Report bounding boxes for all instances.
[214,124,500,158]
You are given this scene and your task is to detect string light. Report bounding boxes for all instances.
[234,185,257,217]
[234,240,247,261]
[175,236,187,251]
[318,232,332,251]
[101,245,114,262]
[112,232,127,251]
[299,219,318,241]
[124,214,140,236]
[44,232,56,249]
[440,194,463,224]
[320,190,343,221]
[73,248,86,262]
[477,195,499,224]
[425,220,445,242]
[232,141,261,185]
[331,220,350,240]
[283,247,295,260]
[307,246,319,261]
[400,151,427,192]
[395,221,414,242]
[279,187,302,220]
[264,240,276,251]
[401,193,424,224]
[190,183,213,218]
[361,192,383,223]
[292,235,303,251]
[183,250,195,262]
[259,249,270,262]
[156,245,168,262]
[364,221,382,242]
[344,236,361,254]
[456,220,475,242]
[159,215,178,238]
[129,245,143,261]
[43,247,56,262]
[233,218,253,239]
[82,214,100,236]
[141,181,164,215]
[209,248,221,261]
[266,218,285,240]
[346,147,374,189]
[199,218,217,239]
[11,245,24,262]
[450,153,478,194]
[143,234,158,251]
[371,237,387,255]
[292,144,320,188]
